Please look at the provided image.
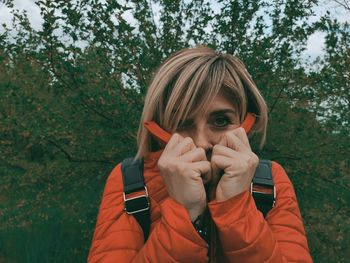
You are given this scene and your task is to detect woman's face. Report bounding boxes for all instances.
[176,90,240,160]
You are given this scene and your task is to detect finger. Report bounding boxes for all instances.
[211,158,221,186]
[211,154,241,186]
[211,144,249,184]
[232,127,251,149]
[212,149,259,172]
[211,155,230,171]
[189,161,211,181]
[164,133,184,152]
[180,147,207,162]
[219,132,250,154]
[171,136,196,157]
[212,144,240,159]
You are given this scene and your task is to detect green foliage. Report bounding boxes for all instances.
[0,0,349,262]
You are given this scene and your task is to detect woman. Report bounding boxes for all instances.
[88,46,312,262]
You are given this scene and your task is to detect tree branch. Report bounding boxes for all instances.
[48,139,113,164]
[332,0,350,11]
[269,84,286,115]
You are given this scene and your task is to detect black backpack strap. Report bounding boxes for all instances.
[121,157,150,241]
[251,160,276,217]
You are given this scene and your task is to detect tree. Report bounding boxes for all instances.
[0,0,349,262]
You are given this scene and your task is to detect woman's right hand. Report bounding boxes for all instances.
[157,133,211,221]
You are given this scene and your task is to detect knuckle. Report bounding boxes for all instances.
[212,144,220,154]
[252,153,259,164]
[157,162,164,171]
[172,133,183,142]
[158,156,175,170]
[197,147,206,155]
[157,159,165,169]
[184,136,194,144]
[171,133,179,140]
[247,154,259,168]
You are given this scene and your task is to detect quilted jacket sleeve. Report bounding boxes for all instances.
[208,161,313,263]
[88,163,208,263]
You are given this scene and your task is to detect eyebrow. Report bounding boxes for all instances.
[208,109,236,116]
[177,109,236,123]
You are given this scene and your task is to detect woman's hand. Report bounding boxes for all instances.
[211,127,259,202]
[158,133,211,221]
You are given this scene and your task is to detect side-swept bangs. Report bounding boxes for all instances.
[161,55,226,133]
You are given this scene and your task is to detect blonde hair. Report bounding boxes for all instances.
[135,45,268,159]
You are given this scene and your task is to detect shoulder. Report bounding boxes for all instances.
[270,161,297,199]
[103,162,124,196]
[91,162,125,232]
[271,161,291,183]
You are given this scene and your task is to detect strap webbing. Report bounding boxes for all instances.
[251,160,275,217]
[121,158,150,241]
[122,158,145,194]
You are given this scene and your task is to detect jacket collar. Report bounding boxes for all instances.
[142,113,256,160]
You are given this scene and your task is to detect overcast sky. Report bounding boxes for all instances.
[0,0,349,59]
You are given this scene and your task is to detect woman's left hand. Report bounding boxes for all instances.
[211,127,259,202]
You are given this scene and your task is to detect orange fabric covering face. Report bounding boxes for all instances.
[88,114,313,263]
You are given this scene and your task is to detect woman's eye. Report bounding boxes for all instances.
[178,119,193,130]
[213,116,230,127]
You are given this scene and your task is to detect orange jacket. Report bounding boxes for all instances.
[88,124,312,262]
[88,150,312,263]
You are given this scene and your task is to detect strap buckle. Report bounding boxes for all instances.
[250,182,276,208]
[123,186,150,215]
